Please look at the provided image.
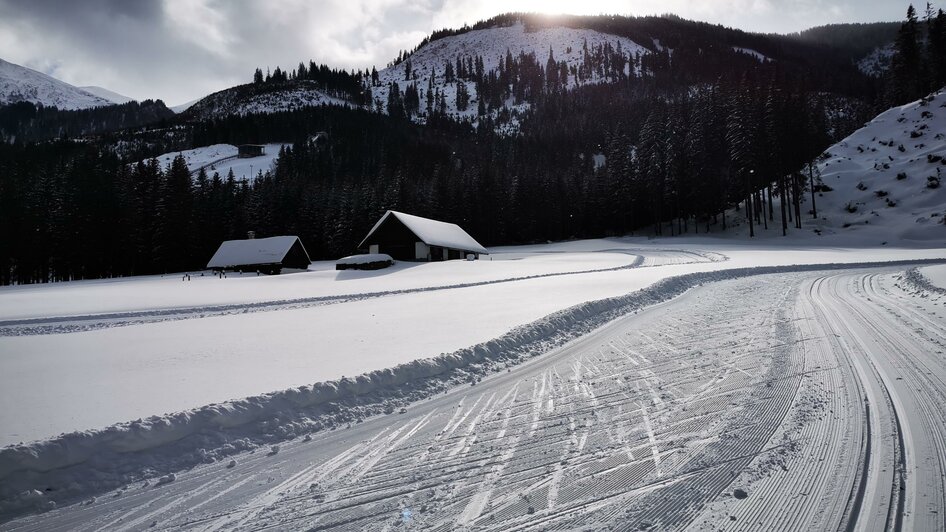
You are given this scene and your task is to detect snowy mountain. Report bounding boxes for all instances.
[0,58,113,110]
[78,85,134,104]
[177,15,875,127]
[170,97,200,114]
[372,22,650,123]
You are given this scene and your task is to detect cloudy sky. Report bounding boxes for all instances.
[1,0,910,106]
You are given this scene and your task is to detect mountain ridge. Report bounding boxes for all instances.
[0,58,113,110]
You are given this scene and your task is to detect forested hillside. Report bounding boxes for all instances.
[0,8,944,284]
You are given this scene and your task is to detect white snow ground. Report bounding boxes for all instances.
[144,143,289,182]
[0,242,941,457]
[2,258,946,530]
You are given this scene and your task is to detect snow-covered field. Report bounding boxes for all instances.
[145,143,288,182]
[1,234,945,523]
[2,246,945,529]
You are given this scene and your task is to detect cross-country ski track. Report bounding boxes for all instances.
[5,261,946,531]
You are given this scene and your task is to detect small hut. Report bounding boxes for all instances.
[207,235,310,274]
[237,144,265,158]
[358,211,487,261]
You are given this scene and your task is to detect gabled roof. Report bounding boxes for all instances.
[207,235,309,268]
[359,211,488,255]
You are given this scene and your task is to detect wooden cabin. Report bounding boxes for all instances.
[358,211,488,261]
[206,235,310,274]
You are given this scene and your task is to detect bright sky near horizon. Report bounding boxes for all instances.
[0,0,915,106]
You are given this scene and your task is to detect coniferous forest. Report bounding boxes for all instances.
[1,8,944,285]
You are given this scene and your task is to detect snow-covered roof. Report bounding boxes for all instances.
[359,211,488,255]
[207,236,307,268]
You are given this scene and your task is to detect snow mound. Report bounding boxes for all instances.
[335,254,394,265]
[336,254,395,271]
[0,58,112,110]
[901,266,946,295]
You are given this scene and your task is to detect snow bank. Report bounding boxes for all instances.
[1,257,942,520]
[902,266,946,295]
[335,254,395,270]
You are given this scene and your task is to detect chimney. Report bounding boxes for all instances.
[247,231,256,239]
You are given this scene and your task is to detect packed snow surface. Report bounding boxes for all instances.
[3,259,946,530]
[0,58,113,110]
[360,211,488,254]
[206,236,306,269]
[146,143,288,182]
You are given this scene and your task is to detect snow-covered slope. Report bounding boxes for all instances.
[807,90,946,241]
[77,85,134,104]
[0,58,112,110]
[373,22,650,121]
[146,143,289,182]
[184,81,351,120]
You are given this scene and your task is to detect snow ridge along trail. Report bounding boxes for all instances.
[7,261,946,530]
[2,257,946,527]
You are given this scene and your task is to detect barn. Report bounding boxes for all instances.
[358,211,488,261]
[207,235,311,274]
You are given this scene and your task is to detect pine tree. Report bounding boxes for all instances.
[889,5,924,103]
[929,9,946,89]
